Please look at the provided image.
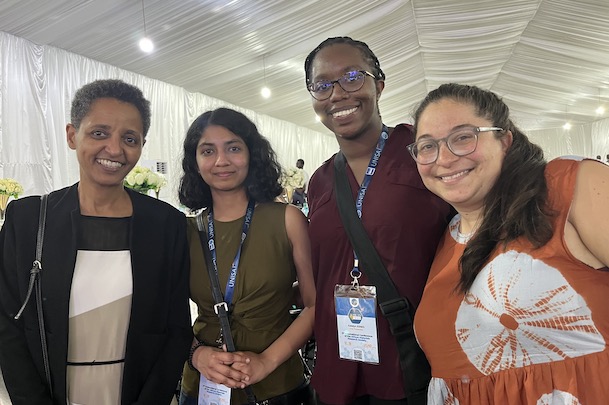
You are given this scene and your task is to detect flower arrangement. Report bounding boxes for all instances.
[0,178,24,198]
[124,166,167,196]
[278,167,306,204]
[0,178,24,220]
[280,167,306,189]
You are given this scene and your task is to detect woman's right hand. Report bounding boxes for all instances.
[191,345,251,389]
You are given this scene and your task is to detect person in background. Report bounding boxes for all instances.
[296,158,309,193]
[0,79,192,405]
[303,36,452,404]
[177,107,315,405]
[292,159,308,212]
[411,83,609,404]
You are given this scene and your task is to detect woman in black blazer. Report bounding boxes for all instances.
[0,79,192,405]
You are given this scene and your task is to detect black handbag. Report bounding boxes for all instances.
[333,152,430,405]
[14,194,52,399]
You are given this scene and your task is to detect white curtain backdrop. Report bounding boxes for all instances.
[2,31,609,209]
[527,121,609,161]
[0,32,337,207]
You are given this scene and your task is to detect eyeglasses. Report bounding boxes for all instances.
[307,70,376,101]
[407,126,504,165]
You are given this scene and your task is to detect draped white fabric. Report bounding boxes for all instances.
[2,0,609,136]
[0,32,337,206]
[2,17,609,208]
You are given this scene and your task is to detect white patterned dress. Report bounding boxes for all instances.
[414,157,609,405]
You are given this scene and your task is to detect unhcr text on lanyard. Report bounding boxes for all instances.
[207,199,256,307]
[350,125,389,288]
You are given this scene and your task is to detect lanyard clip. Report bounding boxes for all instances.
[350,261,361,290]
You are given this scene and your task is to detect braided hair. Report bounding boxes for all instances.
[304,37,385,86]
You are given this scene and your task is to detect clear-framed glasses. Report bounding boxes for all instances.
[307,70,376,101]
[407,126,504,165]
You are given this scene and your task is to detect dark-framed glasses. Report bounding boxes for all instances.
[407,126,504,165]
[307,70,376,100]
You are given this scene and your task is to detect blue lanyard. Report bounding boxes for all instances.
[355,125,389,218]
[351,125,389,281]
[206,199,255,306]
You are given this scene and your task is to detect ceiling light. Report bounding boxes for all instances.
[139,37,154,53]
[261,55,270,99]
[139,0,154,53]
[562,104,571,130]
[595,89,604,115]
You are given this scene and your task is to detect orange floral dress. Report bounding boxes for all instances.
[414,157,609,405]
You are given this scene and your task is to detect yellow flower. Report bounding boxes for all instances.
[0,178,24,198]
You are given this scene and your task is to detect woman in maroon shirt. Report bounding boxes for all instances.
[304,37,452,404]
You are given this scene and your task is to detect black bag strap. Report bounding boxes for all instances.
[14,194,52,398]
[333,152,429,404]
[195,213,258,405]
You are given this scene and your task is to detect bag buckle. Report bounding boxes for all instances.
[213,302,228,315]
[379,297,411,335]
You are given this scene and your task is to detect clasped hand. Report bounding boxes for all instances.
[191,346,273,389]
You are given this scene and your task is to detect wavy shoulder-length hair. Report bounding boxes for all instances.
[413,83,554,293]
[178,107,283,210]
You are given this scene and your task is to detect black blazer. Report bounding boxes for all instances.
[0,184,192,404]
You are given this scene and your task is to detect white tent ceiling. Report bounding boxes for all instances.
[1,0,609,134]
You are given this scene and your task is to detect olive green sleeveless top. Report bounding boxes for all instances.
[182,202,304,403]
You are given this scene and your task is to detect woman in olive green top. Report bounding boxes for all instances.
[177,108,315,405]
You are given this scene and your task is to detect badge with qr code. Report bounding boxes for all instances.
[334,284,380,364]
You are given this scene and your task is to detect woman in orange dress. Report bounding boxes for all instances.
[410,83,609,404]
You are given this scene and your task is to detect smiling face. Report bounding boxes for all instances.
[196,125,250,196]
[309,43,384,140]
[415,98,512,214]
[67,97,145,190]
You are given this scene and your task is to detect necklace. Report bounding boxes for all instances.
[456,228,474,244]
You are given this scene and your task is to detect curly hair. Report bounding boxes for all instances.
[413,83,554,293]
[70,79,151,136]
[178,108,283,210]
[304,36,385,86]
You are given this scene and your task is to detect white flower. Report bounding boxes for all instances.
[124,166,167,193]
[125,172,137,186]
[135,173,146,185]
[280,167,306,189]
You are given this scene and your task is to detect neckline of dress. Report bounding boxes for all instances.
[456,228,474,244]
[449,214,477,244]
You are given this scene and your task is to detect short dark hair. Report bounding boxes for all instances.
[413,83,553,293]
[304,36,385,86]
[178,108,283,210]
[70,79,151,136]
[296,159,304,166]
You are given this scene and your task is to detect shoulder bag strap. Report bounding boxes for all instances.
[13,194,52,398]
[333,152,430,404]
[195,214,258,405]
